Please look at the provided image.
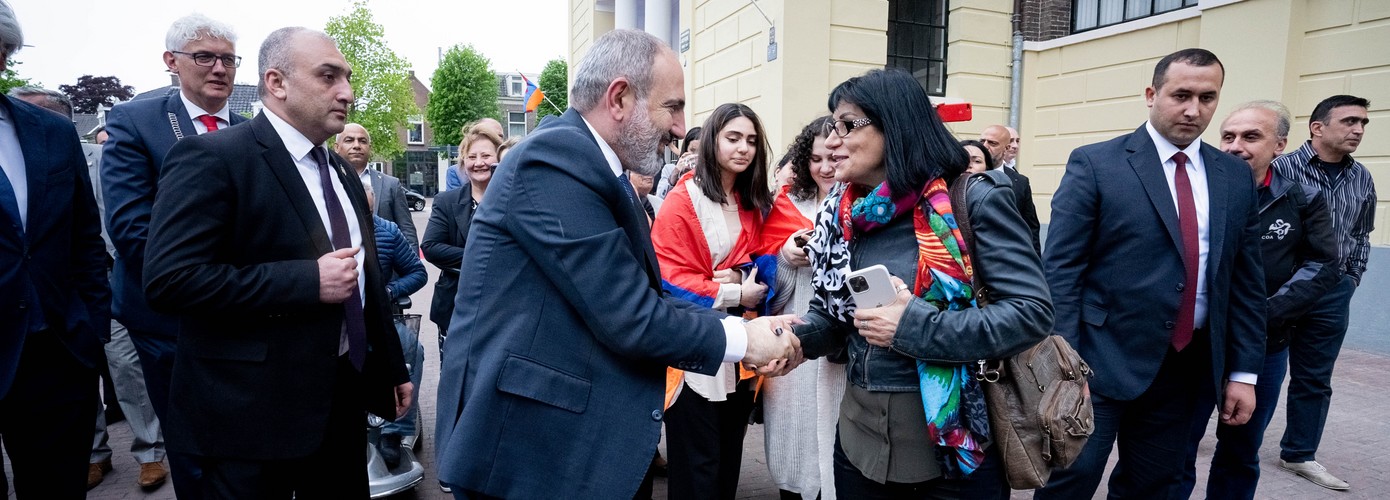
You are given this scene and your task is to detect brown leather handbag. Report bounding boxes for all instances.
[950,173,1095,489]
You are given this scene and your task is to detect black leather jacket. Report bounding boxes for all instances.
[1259,169,1342,353]
[796,170,1053,391]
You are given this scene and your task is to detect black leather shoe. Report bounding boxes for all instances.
[380,433,403,469]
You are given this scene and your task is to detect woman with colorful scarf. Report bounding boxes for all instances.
[651,102,777,500]
[790,69,1053,498]
[759,116,847,500]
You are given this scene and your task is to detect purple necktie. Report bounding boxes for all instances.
[1172,151,1198,351]
[310,147,367,370]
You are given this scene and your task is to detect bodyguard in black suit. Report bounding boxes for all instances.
[1036,49,1266,499]
[143,27,409,498]
[0,9,111,494]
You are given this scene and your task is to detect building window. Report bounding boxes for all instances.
[407,115,424,145]
[1073,0,1196,32]
[509,76,524,97]
[887,0,948,96]
[508,111,527,138]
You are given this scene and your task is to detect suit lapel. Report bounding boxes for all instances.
[13,102,49,234]
[369,170,386,216]
[1203,145,1229,279]
[250,115,334,255]
[163,93,198,141]
[1125,128,1183,254]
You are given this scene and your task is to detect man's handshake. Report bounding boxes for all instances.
[742,315,805,377]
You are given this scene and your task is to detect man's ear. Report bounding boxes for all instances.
[1309,120,1324,139]
[604,77,632,123]
[163,51,178,73]
[264,69,288,100]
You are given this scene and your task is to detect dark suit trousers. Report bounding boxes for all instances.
[128,328,203,499]
[197,356,368,499]
[1035,331,1211,500]
[0,331,98,499]
[665,378,756,500]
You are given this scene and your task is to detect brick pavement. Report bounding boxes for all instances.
[17,202,1386,499]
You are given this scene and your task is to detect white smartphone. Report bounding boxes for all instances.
[846,265,897,308]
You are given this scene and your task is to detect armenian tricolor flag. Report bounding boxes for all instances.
[521,73,545,113]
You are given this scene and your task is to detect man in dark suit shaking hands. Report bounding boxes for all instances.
[433,29,799,498]
[143,27,411,498]
[1035,49,1266,498]
[0,3,111,496]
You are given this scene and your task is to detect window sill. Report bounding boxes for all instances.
[1024,0,1242,52]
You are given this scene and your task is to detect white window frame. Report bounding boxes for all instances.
[407,115,424,145]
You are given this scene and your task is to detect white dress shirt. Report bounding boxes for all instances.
[0,102,27,230]
[180,92,232,135]
[264,109,365,354]
[1144,122,1255,385]
[581,116,748,365]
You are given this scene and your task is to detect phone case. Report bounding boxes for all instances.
[847,265,897,308]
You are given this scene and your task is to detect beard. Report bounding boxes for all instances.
[614,103,666,177]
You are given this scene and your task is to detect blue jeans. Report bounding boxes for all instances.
[1281,275,1355,462]
[1177,348,1288,500]
[381,316,424,438]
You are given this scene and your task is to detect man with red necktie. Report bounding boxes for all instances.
[99,14,249,498]
[1035,48,1266,499]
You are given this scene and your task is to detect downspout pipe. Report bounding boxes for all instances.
[1008,0,1024,130]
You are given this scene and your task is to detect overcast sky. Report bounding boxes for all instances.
[13,0,569,95]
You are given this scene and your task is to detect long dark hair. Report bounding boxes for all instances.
[959,139,996,171]
[681,126,703,154]
[696,103,773,211]
[827,69,968,195]
[783,116,834,200]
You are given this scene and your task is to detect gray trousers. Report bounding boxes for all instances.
[91,320,165,464]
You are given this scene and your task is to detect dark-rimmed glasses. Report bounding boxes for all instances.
[172,51,242,68]
[825,117,873,138]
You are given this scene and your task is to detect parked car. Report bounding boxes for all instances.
[404,188,426,212]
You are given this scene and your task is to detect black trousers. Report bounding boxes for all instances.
[665,378,756,500]
[196,356,368,499]
[832,431,1008,499]
[1035,332,1211,500]
[0,331,98,499]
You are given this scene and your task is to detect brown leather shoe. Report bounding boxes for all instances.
[138,461,169,489]
[87,459,112,490]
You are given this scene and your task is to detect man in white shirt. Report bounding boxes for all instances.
[142,27,411,498]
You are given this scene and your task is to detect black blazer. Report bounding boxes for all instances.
[0,96,110,397]
[421,186,476,326]
[1044,124,1266,402]
[1001,166,1042,255]
[143,113,408,460]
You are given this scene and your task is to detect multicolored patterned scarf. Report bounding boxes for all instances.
[807,177,990,478]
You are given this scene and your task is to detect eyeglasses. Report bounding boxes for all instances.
[172,51,242,68]
[825,117,873,138]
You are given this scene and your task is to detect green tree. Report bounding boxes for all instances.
[534,58,568,126]
[325,0,418,161]
[427,44,500,148]
[0,59,39,95]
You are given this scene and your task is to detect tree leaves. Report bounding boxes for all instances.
[325,0,419,162]
[59,75,134,114]
[534,58,568,126]
[426,44,501,148]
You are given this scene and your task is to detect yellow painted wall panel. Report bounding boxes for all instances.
[829,0,889,31]
[1295,76,1350,118]
[701,40,756,85]
[1085,63,1150,103]
[947,74,1011,107]
[1056,23,1183,74]
[829,62,882,86]
[694,85,717,114]
[1305,0,1356,31]
[1034,50,1061,77]
[828,27,888,65]
[713,78,740,107]
[959,0,1013,14]
[1348,71,1390,113]
[1035,74,1086,107]
[739,8,769,41]
[948,9,1012,46]
[714,17,742,51]
[1056,100,1146,135]
[1031,108,1062,136]
[1301,23,1390,75]
[1360,0,1390,22]
[737,72,763,101]
[948,42,1013,77]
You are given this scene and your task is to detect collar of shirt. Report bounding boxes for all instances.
[581,115,625,178]
[180,92,232,133]
[1144,121,1204,167]
[262,108,319,164]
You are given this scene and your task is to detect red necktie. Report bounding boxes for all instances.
[1172,151,1198,351]
[197,114,220,132]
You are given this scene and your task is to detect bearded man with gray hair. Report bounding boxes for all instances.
[432,29,800,498]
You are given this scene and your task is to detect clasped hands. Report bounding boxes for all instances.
[742,315,805,377]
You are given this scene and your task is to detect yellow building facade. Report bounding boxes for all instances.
[569,0,1388,244]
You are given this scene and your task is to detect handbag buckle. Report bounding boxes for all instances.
[975,359,1002,383]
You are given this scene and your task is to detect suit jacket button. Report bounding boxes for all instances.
[1164,321,1175,329]
[1176,283,1185,292]
[651,409,663,421]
